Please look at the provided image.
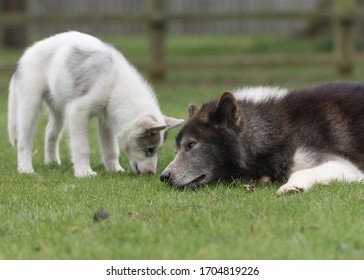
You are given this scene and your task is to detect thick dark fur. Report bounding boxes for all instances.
[161,82,364,187]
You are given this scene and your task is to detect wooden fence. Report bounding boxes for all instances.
[0,0,361,81]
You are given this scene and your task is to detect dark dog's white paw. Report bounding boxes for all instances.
[277,184,305,195]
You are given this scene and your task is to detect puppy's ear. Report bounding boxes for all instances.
[188,104,198,119]
[146,124,167,134]
[164,116,184,130]
[211,92,242,127]
[140,116,166,135]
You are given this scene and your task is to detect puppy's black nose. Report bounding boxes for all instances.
[160,170,171,183]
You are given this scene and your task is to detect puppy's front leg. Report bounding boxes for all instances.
[67,102,96,177]
[98,118,124,173]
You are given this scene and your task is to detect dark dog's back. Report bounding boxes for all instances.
[281,82,364,170]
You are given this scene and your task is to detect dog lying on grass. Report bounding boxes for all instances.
[160,83,364,194]
[8,31,183,177]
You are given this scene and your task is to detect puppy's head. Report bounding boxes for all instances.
[160,92,247,187]
[121,115,183,174]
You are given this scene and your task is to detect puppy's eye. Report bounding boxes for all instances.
[146,147,156,157]
[186,141,196,151]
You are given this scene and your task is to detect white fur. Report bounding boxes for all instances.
[278,151,364,195]
[233,86,289,104]
[8,31,183,177]
[290,147,318,173]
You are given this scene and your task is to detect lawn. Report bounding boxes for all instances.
[1,34,364,260]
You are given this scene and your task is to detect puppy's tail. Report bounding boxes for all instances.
[8,76,17,147]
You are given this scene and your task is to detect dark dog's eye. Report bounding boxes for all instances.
[146,147,155,157]
[186,141,196,151]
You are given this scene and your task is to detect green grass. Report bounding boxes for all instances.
[1,89,364,260]
[1,34,364,259]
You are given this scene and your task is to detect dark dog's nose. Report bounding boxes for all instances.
[160,170,171,183]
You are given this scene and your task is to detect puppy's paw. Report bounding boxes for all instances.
[45,157,61,166]
[105,163,125,173]
[74,168,97,178]
[277,184,305,195]
[18,165,35,174]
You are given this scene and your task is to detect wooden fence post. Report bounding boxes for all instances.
[147,0,166,83]
[0,0,27,48]
[333,0,356,78]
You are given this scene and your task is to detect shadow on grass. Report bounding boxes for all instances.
[167,177,280,193]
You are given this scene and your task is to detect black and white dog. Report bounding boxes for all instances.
[160,83,364,194]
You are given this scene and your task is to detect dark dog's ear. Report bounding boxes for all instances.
[212,92,242,127]
[188,104,198,119]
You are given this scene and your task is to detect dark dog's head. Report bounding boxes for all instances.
[160,92,248,187]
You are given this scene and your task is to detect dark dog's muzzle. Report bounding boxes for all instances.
[160,170,172,184]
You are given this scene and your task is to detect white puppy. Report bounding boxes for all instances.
[8,31,183,177]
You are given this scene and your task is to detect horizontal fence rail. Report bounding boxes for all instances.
[3,9,364,25]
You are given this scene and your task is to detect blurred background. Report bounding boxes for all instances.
[1,0,364,90]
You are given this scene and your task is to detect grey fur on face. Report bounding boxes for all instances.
[137,131,162,157]
[66,46,113,96]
